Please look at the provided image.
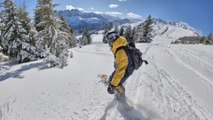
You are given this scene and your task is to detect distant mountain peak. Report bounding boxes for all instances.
[56,9,142,34]
[153,18,201,36]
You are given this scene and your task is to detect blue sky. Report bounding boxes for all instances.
[2,0,213,35]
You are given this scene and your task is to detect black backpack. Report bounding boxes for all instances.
[115,42,148,70]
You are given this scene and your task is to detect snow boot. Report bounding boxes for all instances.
[114,85,125,100]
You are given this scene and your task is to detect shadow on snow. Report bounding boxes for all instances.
[0,62,44,82]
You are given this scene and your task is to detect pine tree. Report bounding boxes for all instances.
[208,33,213,41]
[133,23,143,42]
[103,26,109,43]
[14,5,39,63]
[34,0,45,32]
[141,15,154,43]
[124,25,133,42]
[0,16,5,62]
[0,0,16,56]
[134,15,153,43]
[58,16,77,48]
[205,33,213,45]
[131,27,136,42]
[35,0,70,67]
[119,26,124,36]
[0,0,33,62]
[82,27,91,45]
[0,17,4,40]
[108,22,113,31]
[0,47,9,62]
[114,25,119,33]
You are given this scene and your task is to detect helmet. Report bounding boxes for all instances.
[106,31,119,43]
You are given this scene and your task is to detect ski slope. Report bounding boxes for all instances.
[1,34,213,120]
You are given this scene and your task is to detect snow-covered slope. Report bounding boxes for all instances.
[1,34,213,120]
[152,19,200,44]
[118,19,200,44]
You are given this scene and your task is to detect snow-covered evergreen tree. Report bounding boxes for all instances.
[133,23,140,42]
[102,26,109,43]
[0,0,17,56]
[58,16,77,48]
[0,49,9,63]
[132,27,136,42]
[141,15,154,43]
[34,0,44,32]
[119,26,124,36]
[114,25,119,33]
[124,25,133,42]
[18,2,37,44]
[134,23,145,43]
[15,5,38,63]
[35,0,70,67]
[82,27,91,45]
[0,0,36,62]
[0,40,9,62]
[134,15,154,43]
[208,33,213,41]
[0,14,4,37]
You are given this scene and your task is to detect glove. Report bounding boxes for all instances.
[107,84,115,94]
[143,60,149,65]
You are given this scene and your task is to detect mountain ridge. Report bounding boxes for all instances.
[56,9,131,34]
[56,9,136,34]
[56,9,201,38]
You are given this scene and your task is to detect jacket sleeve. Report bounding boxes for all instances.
[111,49,128,87]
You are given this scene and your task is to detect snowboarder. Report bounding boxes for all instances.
[106,31,134,98]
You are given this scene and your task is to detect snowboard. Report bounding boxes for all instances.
[98,74,149,120]
[98,74,134,108]
[98,74,161,120]
[98,74,109,86]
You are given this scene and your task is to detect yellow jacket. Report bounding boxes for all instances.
[110,36,129,87]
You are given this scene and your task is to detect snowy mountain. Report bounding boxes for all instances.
[56,9,134,34]
[154,18,201,35]
[56,9,201,42]
[1,32,213,120]
[152,19,200,43]
[120,18,200,44]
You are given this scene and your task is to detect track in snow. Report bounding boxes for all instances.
[138,44,213,120]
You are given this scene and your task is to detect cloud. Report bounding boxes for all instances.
[127,12,142,19]
[118,0,127,2]
[65,5,123,18]
[109,4,119,8]
[66,5,75,10]
[106,12,123,17]
[66,5,85,11]
[78,8,85,11]
[94,11,104,14]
